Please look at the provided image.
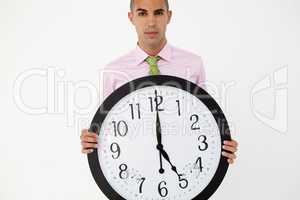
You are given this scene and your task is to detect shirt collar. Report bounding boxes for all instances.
[133,42,172,66]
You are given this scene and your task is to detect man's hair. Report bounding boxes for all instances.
[130,0,169,11]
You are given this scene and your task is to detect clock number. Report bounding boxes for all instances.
[129,103,141,120]
[198,135,208,151]
[148,97,154,112]
[178,174,188,189]
[190,114,200,130]
[149,97,164,112]
[154,90,164,111]
[149,90,164,111]
[112,120,128,137]
[110,142,120,159]
[119,164,128,179]
[176,100,181,116]
[137,177,146,194]
[194,157,204,172]
[158,181,168,197]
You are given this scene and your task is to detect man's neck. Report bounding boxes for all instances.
[138,40,167,56]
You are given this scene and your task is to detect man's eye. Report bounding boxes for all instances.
[155,11,164,16]
[138,12,147,16]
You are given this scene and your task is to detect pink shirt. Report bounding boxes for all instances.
[101,43,206,100]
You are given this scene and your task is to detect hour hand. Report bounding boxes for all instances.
[155,111,179,176]
[157,146,179,176]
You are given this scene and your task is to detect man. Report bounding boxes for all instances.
[80,0,238,164]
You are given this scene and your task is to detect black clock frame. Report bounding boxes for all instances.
[88,75,231,200]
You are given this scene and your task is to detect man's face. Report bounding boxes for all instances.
[128,0,172,48]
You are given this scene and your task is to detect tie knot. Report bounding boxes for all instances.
[146,56,160,66]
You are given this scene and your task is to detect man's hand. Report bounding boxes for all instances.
[80,129,98,154]
[222,139,238,164]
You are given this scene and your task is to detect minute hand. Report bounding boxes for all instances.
[156,111,162,145]
[156,111,164,174]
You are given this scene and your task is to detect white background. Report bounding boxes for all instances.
[0,0,299,199]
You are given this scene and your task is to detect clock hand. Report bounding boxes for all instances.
[156,111,162,145]
[156,111,164,174]
[156,111,180,176]
[157,144,179,176]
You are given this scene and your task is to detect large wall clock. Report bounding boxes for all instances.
[88,75,231,200]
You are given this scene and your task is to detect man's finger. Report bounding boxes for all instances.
[222,151,237,159]
[81,131,98,140]
[82,142,98,149]
[223,140,238,147]
[82,149,94,154]
[81,129,89,134]
[227,158,234,164]
[222,145,237,153]
[82,136,98,143]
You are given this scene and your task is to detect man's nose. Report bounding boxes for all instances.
[147,15,156,27]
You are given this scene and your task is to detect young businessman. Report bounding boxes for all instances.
[80,0,238,164]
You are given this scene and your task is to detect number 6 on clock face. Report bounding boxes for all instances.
[88,75,231,200]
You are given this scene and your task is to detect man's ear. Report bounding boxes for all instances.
[128,12,134,24]
[167,10,172,24]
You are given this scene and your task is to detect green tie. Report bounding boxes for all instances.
[146,56,161,75]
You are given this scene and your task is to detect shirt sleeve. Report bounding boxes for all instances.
[100,65,133,102]
[195,56,206,90]
[100,67,117,103]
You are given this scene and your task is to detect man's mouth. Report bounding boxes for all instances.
[145,32,159,37]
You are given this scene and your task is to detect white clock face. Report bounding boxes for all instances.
[96,85,222,200]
